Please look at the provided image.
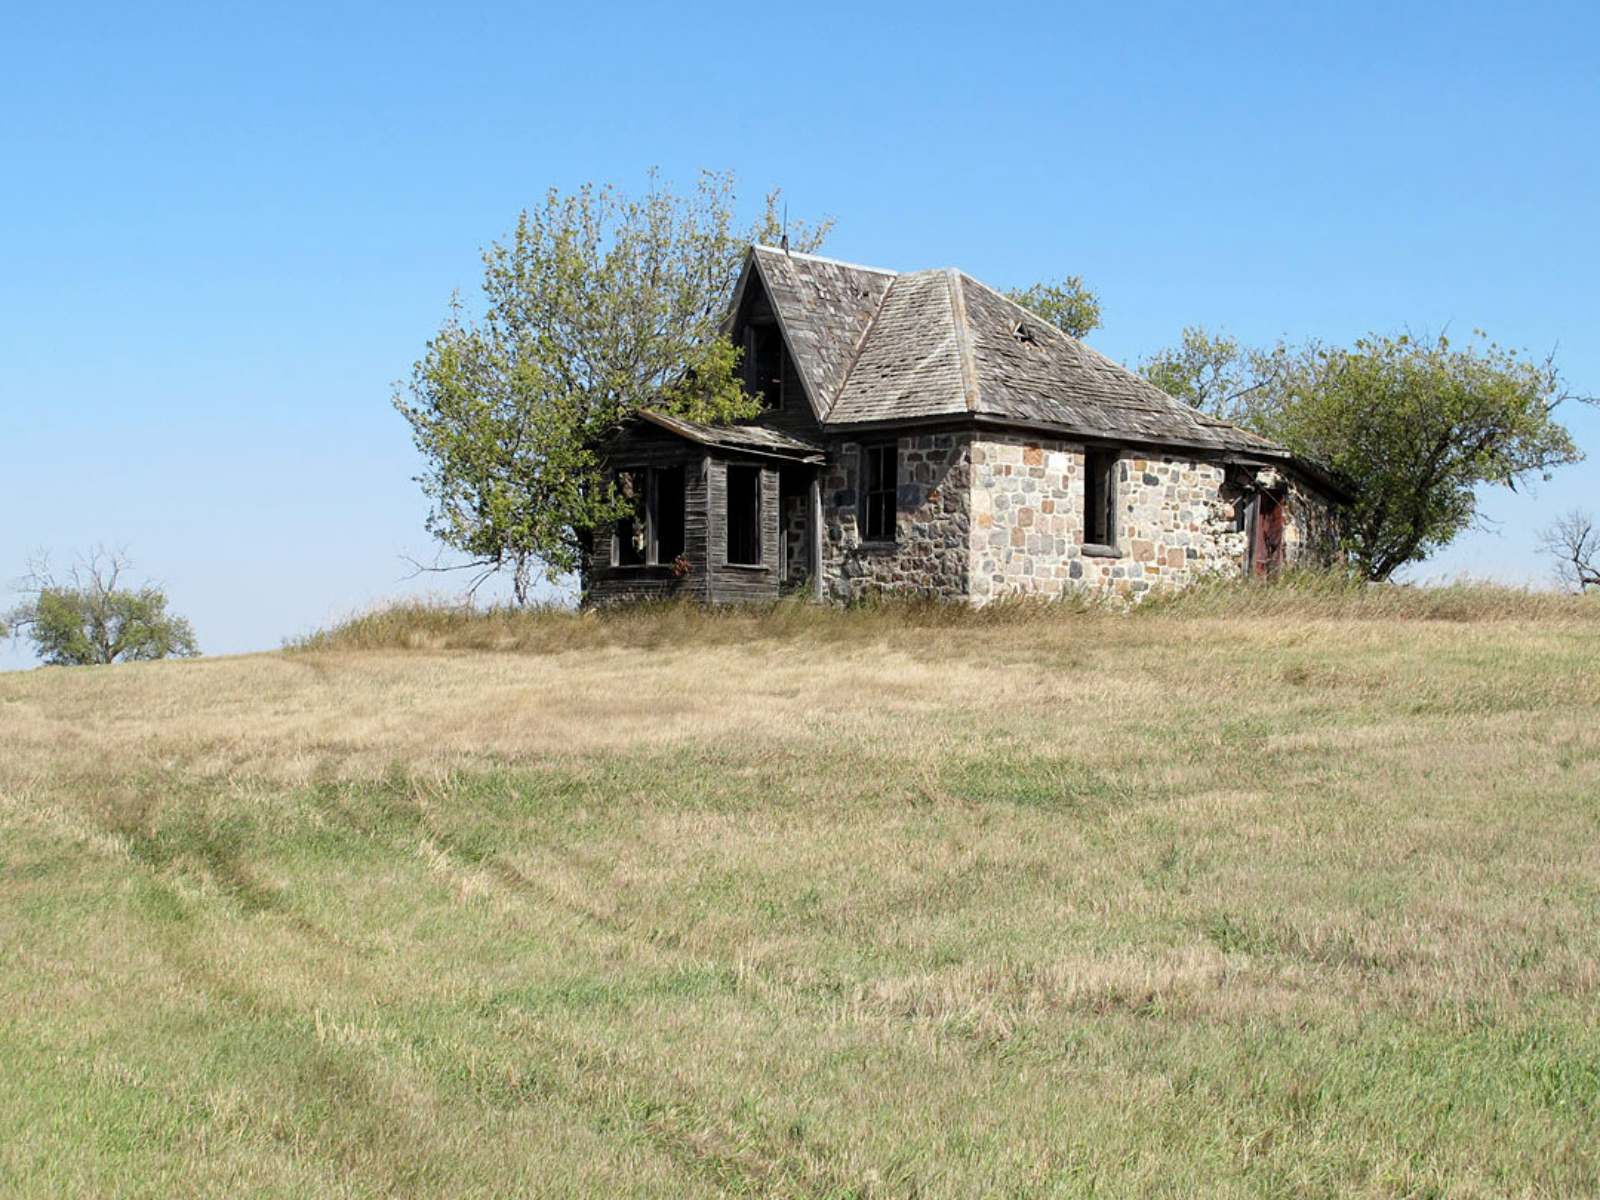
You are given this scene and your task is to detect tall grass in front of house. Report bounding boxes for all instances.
[291,572,1600,656]
[5,598,1600,1197]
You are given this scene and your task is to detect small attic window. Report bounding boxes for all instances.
[743,321,785,410]
[1011,322,1036,345]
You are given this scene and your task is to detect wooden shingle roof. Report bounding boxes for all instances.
[743,246,1289,462]
[728,248,894,420]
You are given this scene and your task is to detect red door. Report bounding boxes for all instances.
[1252,495,1285,576]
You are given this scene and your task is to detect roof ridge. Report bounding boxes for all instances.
[826,272,899,421]
[750,244,899,277]
[946,269,982,413]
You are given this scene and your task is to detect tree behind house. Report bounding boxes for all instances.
[1140,328,1586,581]
[395,172,829,602]
[1006,277,1101,340]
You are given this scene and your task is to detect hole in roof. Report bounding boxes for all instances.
[1011,322,1037,345]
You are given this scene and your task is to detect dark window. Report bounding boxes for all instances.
[726,465,762,565]
[861,443,897,541]
[744,322,784,410]
[653,466,685,561]
[611,466,686,567]
[1083,450,1118,547]
[613,470,647,566]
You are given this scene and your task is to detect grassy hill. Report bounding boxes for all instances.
[4,587,1599,1198]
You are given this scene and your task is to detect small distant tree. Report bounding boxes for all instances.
[396,171,830,601]
[5,549,199,666]
[1006,277,1101,340]
[1539,510,1600,592]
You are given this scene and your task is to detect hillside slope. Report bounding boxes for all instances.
[3,604,1599,1197]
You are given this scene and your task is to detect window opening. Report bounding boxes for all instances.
[653,466,685,562]
[744,322,785,410]
[612,466,686,567]
[861,444,898,541]
[1083,450,1117,547]
[613,470,647,566]
[726,465,762,566]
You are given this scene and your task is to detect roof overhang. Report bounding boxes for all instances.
[632,409,826,464]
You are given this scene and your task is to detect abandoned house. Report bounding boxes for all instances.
[584,246,1346,604]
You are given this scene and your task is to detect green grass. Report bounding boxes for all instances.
[4,588,1599,1197]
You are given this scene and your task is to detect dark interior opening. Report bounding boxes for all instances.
[861,443,897,541]
[614,470,646,566]
[612,466,687,567]
[653,466,685,562]
[726,465,762,565]
[744,322,784,410]
[1084,450,1117,546]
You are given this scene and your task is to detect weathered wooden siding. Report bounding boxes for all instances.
[705,458,782,603]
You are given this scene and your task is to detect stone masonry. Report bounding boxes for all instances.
[1282,472,1340,565]
[819,430,1337,604]
[821,433,973,602]
[969,433,1256,601]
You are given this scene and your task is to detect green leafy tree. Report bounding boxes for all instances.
[1139,326,1281,426]
[396,171,830,602]
[1006,277,1101,340]
[1141,328,1587,580]
[6,549,199,665]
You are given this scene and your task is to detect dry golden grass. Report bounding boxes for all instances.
[3,589,1599,1197]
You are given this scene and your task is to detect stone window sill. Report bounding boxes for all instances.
[1080,543,1123,559]
[856,539,898,552]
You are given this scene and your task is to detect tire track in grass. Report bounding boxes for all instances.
[6,783,721,1196]
[27,767,861,1197]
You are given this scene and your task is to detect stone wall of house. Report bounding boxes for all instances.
[815,430,1341,605]
[968,433,1251,601]
[821,433,973,601]
[1282,472,1342,566]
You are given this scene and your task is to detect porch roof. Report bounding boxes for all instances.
[637,410,827,464]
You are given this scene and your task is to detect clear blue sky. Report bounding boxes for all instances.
[4,0,1598,666]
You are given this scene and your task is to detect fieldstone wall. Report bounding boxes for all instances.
[1282,472,1341,565]
[969,433,1251,601]
[821,433,973,601]
[814,430,1341,604]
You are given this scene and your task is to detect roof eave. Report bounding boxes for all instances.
[719,250,759,341]
[634,409,826,464]
[826,410,1350,499]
